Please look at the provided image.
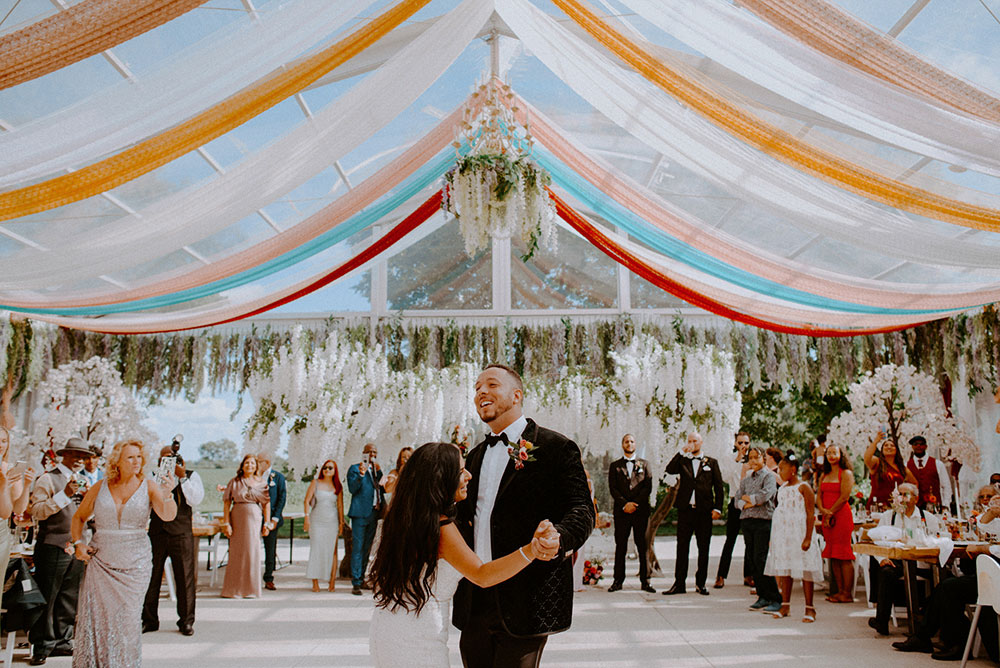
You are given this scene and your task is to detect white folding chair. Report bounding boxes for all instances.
[961,554,1000,667]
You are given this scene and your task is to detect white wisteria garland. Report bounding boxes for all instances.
[442,81,556,260]
[244,330,742,494]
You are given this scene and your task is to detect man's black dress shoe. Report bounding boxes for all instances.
[662,584,686,595]
[50,647,73,657]
[641,583,656,593]
[695,586,710,596]
[893,636,933,653]
[351,586,362,596]
[868,617,889,636]
[931,645,964,661]
[607,582,623,592]
[142,623,158,633]
[179,625,194,636]
[28,656,46,666]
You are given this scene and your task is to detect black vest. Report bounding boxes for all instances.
[37,469,75,547]
[149,476,193,537]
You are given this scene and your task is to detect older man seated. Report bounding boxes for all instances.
[892,484,1000,660]
[868,483,943,637]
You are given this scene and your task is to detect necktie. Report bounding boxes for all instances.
[485,433,509,448]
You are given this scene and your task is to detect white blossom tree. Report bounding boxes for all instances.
[828,363,980,471]
[29,356,154,455]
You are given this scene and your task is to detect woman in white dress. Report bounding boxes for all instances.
[368,442,551,668]
[764,453,823,623]
[304,459,344,592]
[0,426,35,628]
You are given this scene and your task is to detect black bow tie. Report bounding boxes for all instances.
[691,455,703,461]
[485,433,510,448]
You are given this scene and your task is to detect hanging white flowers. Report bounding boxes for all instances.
[442,80,556,261]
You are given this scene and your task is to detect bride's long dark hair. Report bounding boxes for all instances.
[370,442,461,614]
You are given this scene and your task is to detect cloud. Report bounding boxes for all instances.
[144,391,254,462]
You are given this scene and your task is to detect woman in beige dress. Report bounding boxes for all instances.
[221,454,271,598]
[0,426,35,627]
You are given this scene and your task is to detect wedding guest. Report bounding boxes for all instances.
[663,432,723,596]
[865,432,917,509]
[304,459,345,592]
[765,447,783,474]
[607,434,655,593]
[0,426,35,631]
[894,496,1000,659]
[868,483,943,636]
[737,446,781,612]
[905,436,951,510]
[221,454,271,599]
[808,435,827,491]
[383,447,412,498]
[764,454,822,622]
[142,447,204,636]
[257,453,286,592]
[347,443,384,596]
[80,448,103,487]
[716,432,752,589]
[28,438,94,666]
[817,444,855,603]
[70,440,177,667]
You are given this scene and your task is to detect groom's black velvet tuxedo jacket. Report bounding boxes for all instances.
[452,418,595,638]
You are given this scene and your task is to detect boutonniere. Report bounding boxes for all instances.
[507,439,537,470]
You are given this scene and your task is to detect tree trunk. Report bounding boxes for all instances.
[645,483,678,574]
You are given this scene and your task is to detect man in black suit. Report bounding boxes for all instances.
[454,364,595,668]
[257,453,287,591]
[142,447,204,636]
[663,432,724,596]
[607,433,654,593]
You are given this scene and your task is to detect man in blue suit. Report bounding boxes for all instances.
[257,453,286,591]
[347,443,383,596]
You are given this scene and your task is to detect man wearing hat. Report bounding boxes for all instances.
[27,437,94,665]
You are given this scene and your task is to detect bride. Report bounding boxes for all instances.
[368,442,551,667]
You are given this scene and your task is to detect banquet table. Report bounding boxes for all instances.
[854,542,937,635]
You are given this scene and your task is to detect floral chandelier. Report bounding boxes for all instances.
[442,80,556,261]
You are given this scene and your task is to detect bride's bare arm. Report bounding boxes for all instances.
[439,522,540,588]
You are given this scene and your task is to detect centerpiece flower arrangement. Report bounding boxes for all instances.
[442,80,555,261]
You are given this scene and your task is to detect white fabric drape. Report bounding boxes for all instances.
[619,0,1000,178]
[0,0,494,290]
[0,0,377,188]
[495,0,1000,271]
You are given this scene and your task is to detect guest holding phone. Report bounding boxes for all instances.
[347,444,384,596]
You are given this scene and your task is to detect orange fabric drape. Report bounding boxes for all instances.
[0,0,429,223]
[0,0,210,91]
[553,0,1000,233]
[738,0,1000,125]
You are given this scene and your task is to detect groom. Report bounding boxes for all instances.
[454,364,595,668]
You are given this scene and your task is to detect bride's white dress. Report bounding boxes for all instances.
[369,559,464,667]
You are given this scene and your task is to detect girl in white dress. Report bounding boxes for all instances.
[304,459,344,592]
[764,453,823,623]
[368,442,552,668]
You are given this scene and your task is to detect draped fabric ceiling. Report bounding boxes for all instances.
[1,0,999,335]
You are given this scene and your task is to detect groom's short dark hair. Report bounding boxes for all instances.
[484,363,523,391]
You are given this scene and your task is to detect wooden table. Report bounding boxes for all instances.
[855,543,939,635]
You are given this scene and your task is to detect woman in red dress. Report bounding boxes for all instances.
[816,445,855,602]
[864,433,916,509]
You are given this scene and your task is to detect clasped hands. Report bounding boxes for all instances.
[530,520,560,561]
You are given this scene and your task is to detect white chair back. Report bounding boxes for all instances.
[976,554,1000,608]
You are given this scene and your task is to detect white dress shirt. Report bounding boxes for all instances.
[50,463,78,510]
[474,415,528,563]
[178,470,205,507]
[877,507,943,536]
[625,456,636,477]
